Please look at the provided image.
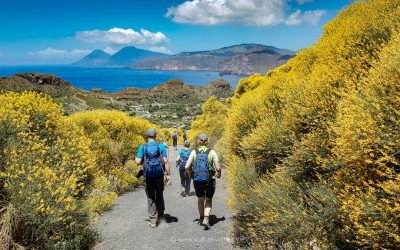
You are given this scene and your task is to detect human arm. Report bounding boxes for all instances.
[160,144,172,184]
[184,151,195,173]
[214,162,221,178]
[135,145,144,165]
[212,150,222,178]
[135,157,142,165]
[164,157,171,183]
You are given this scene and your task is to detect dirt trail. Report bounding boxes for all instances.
[95,145,234,250]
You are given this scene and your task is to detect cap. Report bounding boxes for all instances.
[146,128,157,138]
[198,134,208,141]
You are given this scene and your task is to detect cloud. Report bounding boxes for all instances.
[149,46,172,54]
[167,0,286,26]
[166,0,325,26]
[29,47,91,58]
[103,46,118,55]
[296,0,314,4]
[75,28,169,46]
[285,9,326,26]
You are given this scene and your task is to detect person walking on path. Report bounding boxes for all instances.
[183,131,188,142]
[135,128,171,228]
[185,134,221,229]
[176,140,192,197]
[171,131,178,151]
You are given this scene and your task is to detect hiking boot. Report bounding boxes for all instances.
[202,217,210,230]
[198,216,204,225]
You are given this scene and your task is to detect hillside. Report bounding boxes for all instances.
[107,78,233,127]
[0,73,233,128]
[218,0,400,249]
[72,46,168,67]
[133,44,295,75]
[0,73,112,113]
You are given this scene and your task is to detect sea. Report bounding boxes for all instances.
[0,66,246,92]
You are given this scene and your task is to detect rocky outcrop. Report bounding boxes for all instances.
[110,78,233,103]
[15,73,71,86]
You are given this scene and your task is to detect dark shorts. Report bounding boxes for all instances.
[194,180,216,198]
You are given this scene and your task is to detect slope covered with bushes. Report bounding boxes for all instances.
[0,92,157,248]
[189,96,227,147]
[223,0,400,248]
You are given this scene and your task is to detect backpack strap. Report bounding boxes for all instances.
[141,144,147,171]
[205,149,215,174]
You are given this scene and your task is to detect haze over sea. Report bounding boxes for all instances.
[0,66,245,92]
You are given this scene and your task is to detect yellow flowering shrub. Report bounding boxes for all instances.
[331,28,400,248]
[188,96,227,148]
[66,110,156,216]
[0,92,96,249]
[222,0,400,248]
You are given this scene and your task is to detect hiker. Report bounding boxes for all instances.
[171,131,178,151]
[185,134,221,229]
[183,131,188,141]
[135,128,171,228]
[176,140,192,197]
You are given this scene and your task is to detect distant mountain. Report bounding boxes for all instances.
[72,44,295,75]
[133,44,296,75]
[106,46,168,66]
[72,49,111,66]
[72,46,168,67]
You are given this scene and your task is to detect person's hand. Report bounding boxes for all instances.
[165,175,172,185]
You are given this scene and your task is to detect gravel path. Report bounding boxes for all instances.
[95,145,234,250]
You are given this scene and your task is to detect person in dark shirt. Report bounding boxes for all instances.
[171,131,178,151]
[183,131,188,141]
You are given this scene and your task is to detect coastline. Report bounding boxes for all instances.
[0,65,245,92]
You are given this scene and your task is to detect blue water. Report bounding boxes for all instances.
[0,66,245,92]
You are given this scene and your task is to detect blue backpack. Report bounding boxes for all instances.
[193,148,212,183]
[143,143,164,177]
[179,149,191,170]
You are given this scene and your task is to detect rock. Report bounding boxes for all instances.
[15,73,70,86]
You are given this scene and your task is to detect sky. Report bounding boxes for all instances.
[0,0,354,65]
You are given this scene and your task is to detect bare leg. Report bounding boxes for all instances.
[184,172,191,195]
[202,197,212,228]
[198,196,205,217]
[204,197,212,217]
